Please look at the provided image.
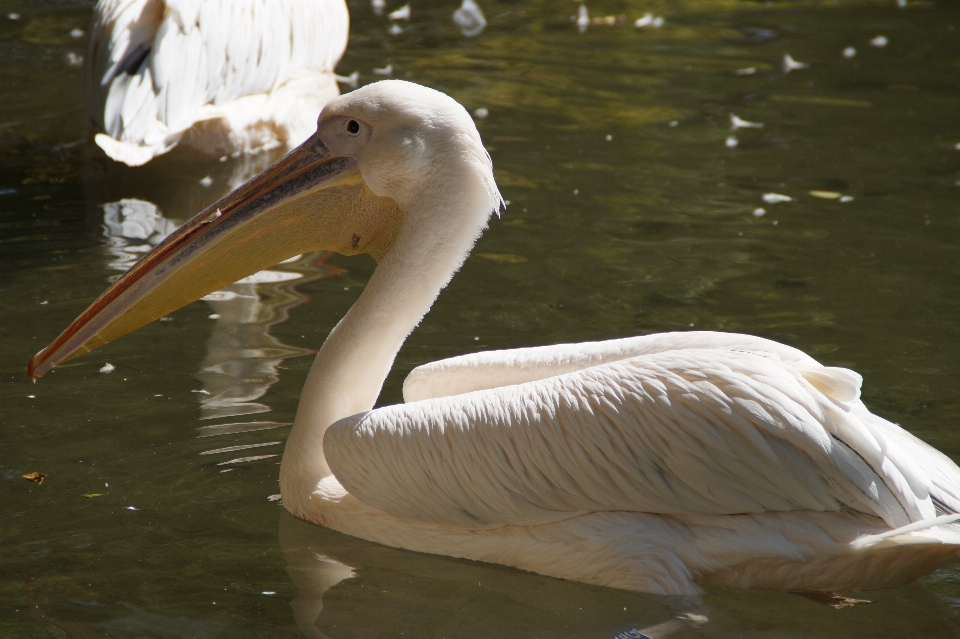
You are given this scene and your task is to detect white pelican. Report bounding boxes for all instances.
[84,0,350,166]
[30,81,960,596]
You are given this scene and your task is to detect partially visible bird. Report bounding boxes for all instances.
[84,0,350,166]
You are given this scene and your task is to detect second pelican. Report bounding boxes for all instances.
[30,81,960,595]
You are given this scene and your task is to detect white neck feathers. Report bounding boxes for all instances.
[279,145,498,514]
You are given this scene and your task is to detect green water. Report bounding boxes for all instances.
[3,0,960,636]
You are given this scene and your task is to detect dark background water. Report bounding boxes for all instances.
[3,0,960,636]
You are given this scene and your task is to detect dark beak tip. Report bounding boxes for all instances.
[28,350,46,382]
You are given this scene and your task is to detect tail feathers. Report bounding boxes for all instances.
[95,133,175,166]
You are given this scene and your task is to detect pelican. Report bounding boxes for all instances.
[84,0,350,166]
[30,81,960,596]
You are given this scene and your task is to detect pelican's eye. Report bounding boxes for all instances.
[346,120,361,135]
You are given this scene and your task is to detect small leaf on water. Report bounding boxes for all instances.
[793,591,874,608]
[809,190,843,200]
[21,471,47,485]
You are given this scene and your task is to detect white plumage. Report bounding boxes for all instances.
[32,81,960,597]
[275,83,960,595]
[84,0,349,166]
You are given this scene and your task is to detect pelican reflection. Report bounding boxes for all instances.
[277,510,702,639]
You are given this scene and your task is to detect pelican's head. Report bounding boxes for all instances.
[28,81,500,380]
[318,81,499,215]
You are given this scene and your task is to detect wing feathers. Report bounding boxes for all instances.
[327,346,950,532]
[84,0,349,163]
[403,331,821,402]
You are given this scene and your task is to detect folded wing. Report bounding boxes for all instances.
[326,340,956,532]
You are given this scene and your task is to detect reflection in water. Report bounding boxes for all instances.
[276,509,960,639]
[94,156,340,422]
[277,511,707,639]
[196,266,326,421]
[101,198,176,273]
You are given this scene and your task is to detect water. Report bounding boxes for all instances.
[3,0,960,636]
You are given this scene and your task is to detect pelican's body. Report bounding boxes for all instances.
[32,81,960,597]
[84,0,349,166]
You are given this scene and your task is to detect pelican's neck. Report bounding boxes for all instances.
[280,171,494,514]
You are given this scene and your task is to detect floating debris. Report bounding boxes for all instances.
[267,494,282,502]
[576,4,589,34]
[473,107,489,119]
[65,52,83,66]
[763,193,793,204]
[372,0,386,14]
[730,114,763,130]
[83,493,105,498]
[592,14,625,26]
[199,176,212,187]
[870,35,888,48]
[126,506,138,510]
[734,67,756,75]
[809,190,843,200]
[22,471,47,485]
[208,313,220,319]
[453,0,486,37]
[843,46,856,59]
[753,207,767,217]
[70,28,84,38]
[99,363,116,374]
[388,23,403,35]
[388,4,409,20]
[335,71,359,88]
[794,591,873,609]
[782,54,809,73]
[725,135,739,148]
[262,591,276,595]
[634,13,663,28]
[373,64,393,76]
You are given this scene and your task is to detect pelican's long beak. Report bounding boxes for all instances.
[29,134,401,381]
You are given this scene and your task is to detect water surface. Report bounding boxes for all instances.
[3,0,960,636]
